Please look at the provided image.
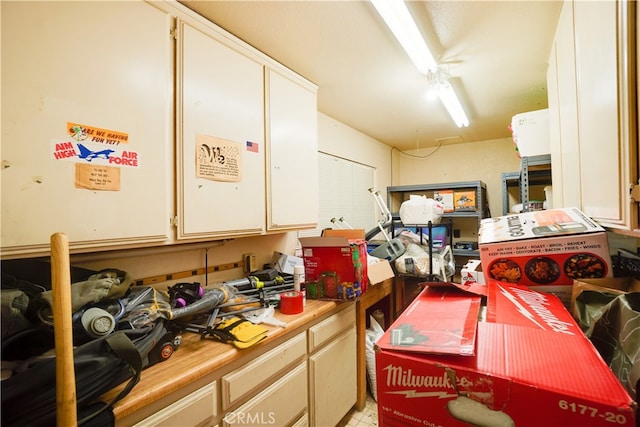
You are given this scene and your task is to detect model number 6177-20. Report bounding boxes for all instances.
[558,400,628,424]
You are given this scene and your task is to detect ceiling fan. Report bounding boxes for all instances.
[370,0,469,128]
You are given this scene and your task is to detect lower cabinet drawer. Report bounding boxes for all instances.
[222,363,307,427]
[307,304,355,353]
[133,382,217,427]
[221,332,306,410]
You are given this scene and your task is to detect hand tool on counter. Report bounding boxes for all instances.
[169,269,295,340]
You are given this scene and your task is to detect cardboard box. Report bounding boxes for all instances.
[433,190,454,213]
[478,208,612,306]
[367,259,395,285]
[270,251,303,275]
[454,190,476,211]
[375,280,636,427]
[299,236,368,300]
[322,228,366,239]
[461,259,484,285]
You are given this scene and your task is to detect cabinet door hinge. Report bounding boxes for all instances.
[630,183,640,203]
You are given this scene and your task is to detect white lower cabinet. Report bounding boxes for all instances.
[308,327,357,427]
[134,382,217,427]
[221,332,306,410]
[219,305,356,427]
[123,305,356,427]
[222,364,308,427]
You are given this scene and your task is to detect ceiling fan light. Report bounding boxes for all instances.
[426,87,439,101]
[371,0,469,129]
[438,84,469,128]
[370,0,437,74]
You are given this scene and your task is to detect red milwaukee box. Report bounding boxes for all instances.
[478,207,612,306]
[299,236,368,300]
[375,280,636,427]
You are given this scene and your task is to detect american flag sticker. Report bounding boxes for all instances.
[246,141,259,153]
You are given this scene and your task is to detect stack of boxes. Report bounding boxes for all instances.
[374,207,636,425]
[374,281,636,426]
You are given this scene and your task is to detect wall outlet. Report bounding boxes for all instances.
[243,253,257,273]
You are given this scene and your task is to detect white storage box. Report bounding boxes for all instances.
[511,108,550,157]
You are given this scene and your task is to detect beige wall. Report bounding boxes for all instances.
[318,113,392,197]
[392,137,522,216]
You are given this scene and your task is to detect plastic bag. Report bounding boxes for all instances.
[394,243,454,280]
[365,315,385,401]
[399,195,444,225]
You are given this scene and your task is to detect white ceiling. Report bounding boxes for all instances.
[178,0,563,151]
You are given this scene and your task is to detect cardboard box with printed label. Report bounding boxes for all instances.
[433,190,454,213]
[299,236,369,300]
[478,207,612,306]
[461,259,484,285]
[454,190,476,211]
[374,280,636,427]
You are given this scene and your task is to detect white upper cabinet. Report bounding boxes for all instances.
[176,20,266,239]
[266,69,319,231]
[1,0,320,256]
[1,1,173,257]
[547,0,638,234]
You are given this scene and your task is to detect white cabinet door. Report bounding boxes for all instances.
[1,1,173,256]
[176,20,265,239]
[266,69,319,231]
[308,327,357,427]
[548,1,582,210]
[549,0,638,232]
[573,0,636,229]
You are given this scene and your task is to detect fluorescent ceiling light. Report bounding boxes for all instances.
[439,83,470,128]
[370,0,469,128]
[370,0,436,74]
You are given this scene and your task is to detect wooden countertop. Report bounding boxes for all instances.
[103,299,346,421]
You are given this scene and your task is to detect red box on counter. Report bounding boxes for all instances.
[299,236,368,300]
[375,280,636,427]
[478,207,612,306]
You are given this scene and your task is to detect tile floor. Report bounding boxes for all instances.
[337,390,378,427]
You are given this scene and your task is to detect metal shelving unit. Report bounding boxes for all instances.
[502,154,552,215]
[387,181,489,258]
